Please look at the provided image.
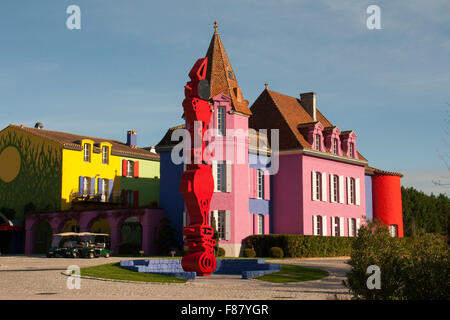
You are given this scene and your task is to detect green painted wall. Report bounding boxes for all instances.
[120,156,160,207]
[0,126,62,224]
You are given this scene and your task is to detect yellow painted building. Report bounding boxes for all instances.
[0,124,160,224]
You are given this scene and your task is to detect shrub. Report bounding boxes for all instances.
[269,247,284,258]
[243,248,256,258]
[154,217,177,255]
[344,221,450,300]
[217,247,226,257]
[246,234,354,258]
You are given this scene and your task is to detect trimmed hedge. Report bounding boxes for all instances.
[246,234,354,258]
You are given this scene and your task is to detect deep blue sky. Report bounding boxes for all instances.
[0,0,449,195]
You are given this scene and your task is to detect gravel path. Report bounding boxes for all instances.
[0,255,351,300]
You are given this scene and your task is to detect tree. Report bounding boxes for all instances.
[401,186,449,237]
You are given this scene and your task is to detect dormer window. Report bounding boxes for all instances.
[83,143,91,162]
[102,146,109,164]
[349,142,355,158]
[315,134,321,151]
[333,138,338,155]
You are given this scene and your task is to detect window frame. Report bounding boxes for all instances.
[102,146,109,165]
[82,177,89,196]
[350,178,356,204]
[257,214,264,235]
[349,142,355,158]
[218,210,226,240]
[333,138,338,155]
[333,174,339,202]
[334,217,340,236]
[83,143,91,162]
[257,169,264,199]
[217,106,226,136]
[127,160,134,178]
[315,172,322,200]
[316,216,322,236]
[315,134,321,151]
[216,162,226,192]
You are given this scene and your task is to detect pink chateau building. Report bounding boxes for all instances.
[157,23,403,257]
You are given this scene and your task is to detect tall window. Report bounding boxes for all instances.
[216,162,226,192]
[217,107,226,136]
[218,210,226,240]
[315,172,322,200]
[257,170,264,199]
[389,225,398,238]
[315,134,321,151]
[82,177,89,196]
[333,174,339,202]
[127,161,134,177]
[334,217,340,236]
[349,142,355,158]
[350,178,356,204]
[83,143,91,162]
[257,215,264,235]
[316,216,322,235]
[351,218,357,236]
[127,190,133,205]
[102,146,109,164]
[101,179,108,201]
[333,138,338,155]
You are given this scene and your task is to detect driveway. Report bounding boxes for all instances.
[0,255,352,300]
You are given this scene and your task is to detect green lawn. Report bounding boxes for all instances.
[255,264,329,283]
[80,263,187,283]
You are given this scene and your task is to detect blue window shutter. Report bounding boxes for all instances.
[98,178,103,195]
[90,178,95,196]
[79,176,84,194]
[108,179,114,202]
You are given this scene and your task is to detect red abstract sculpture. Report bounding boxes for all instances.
[180,57,216,276]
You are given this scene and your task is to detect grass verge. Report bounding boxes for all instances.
[255,264,329,283]
[80,262,186,283]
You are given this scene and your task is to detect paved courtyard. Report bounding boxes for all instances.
[0,255,352,300]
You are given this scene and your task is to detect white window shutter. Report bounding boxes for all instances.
[346,177,351,204]
[348,218,352,236]
[313,215,317,235]
[312,171,317,201]
[356,218,360,235]
[355,178,361,205]
[226,161,232,192]
[339,217,345,237]
[321,172,327,202]
[339,176,344,203]
[322,215,327,236]
[212,161,218,192]
[331,217,335,236]
[225,210,230,240]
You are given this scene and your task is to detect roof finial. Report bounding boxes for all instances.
[214,21,218,34]
[264,82,269,90]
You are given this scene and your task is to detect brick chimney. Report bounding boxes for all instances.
[300,92,316,121]
[126,130,137,148]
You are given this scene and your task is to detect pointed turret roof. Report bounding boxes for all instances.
[205,22,252,116]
